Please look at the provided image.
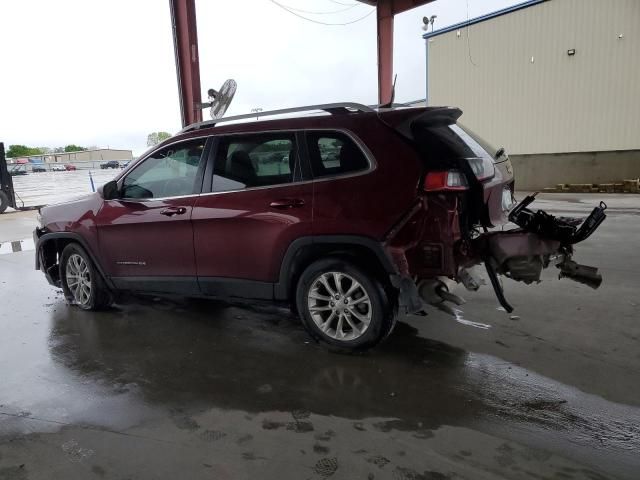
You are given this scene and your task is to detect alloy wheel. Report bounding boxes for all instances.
[66,253,92,306]
[307,271,372,341]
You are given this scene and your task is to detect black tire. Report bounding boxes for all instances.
[296,257,396,351]
[0,191,9,214]
[60,243,112,310]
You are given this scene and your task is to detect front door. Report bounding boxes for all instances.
[96,137,209,294]
[192,132,313,298]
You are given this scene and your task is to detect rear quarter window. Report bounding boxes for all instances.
[306,132,369,178]
[412,123,497,165]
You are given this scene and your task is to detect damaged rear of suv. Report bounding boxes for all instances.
[381,106,607,315]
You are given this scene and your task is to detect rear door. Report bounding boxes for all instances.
[96,137,209,294]
[192,131,312,298]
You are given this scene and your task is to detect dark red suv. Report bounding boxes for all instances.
[35,103,605,349]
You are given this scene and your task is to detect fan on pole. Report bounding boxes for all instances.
[198,79,237,119]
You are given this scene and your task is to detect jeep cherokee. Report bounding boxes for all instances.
[35,103,605,350]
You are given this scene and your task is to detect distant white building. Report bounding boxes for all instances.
[18,148,132,164]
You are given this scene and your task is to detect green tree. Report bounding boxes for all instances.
[6,145,45,158]
[64,144,86,152]
[147,131,172,147]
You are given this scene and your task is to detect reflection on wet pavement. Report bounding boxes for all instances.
[0,289,638,479]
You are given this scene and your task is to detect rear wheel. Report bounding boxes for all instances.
[60,243,112,310]
[296,257,395,350]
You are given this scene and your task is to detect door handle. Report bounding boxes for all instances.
[160,207,187,217]
[269,198,305,209]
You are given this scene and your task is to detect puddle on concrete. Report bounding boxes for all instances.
[0,237,35,255]
[1,289,639,479]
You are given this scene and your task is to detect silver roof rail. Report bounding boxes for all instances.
[368,98,427,109]
[180,102,375,133]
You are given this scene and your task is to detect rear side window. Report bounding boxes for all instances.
[411,123,496,167]
[306,132,369,178]
[212,133,300,192]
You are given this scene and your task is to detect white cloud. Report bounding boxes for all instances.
[0,0,517,155]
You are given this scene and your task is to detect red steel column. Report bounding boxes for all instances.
[376,0,394,105]
[170,0,202,127]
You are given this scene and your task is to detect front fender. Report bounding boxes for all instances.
[34,230,113,289]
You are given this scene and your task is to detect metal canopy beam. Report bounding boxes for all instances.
[170,0,435,127]
[373,0,435,104]
[376,1,394,104]
[170,0,202,127]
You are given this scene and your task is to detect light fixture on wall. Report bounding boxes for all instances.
[422,15,437,32]
[567,49,576,56]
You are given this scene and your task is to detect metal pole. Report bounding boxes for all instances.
[376,1,394,105]
[425,38,430,106]
[0,142,17,212]
[169,0,203,128]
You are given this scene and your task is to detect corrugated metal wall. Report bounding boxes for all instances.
[48,150,133,163]
[427,0,640,155]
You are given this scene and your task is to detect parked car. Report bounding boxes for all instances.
[121,161,131,168]
[100,160,120,169]
[34,103,605,350]
[32,164,47,173]
[10,165,27,176]
[51,164,66,172]
[65,164,77,171]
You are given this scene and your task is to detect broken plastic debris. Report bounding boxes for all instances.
[509,315,521,321]
[452,309,491,330]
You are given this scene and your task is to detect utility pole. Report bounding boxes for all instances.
[0,142,18,213]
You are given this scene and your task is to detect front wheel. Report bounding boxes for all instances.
[296,257,396,351]
[60,243,112,310]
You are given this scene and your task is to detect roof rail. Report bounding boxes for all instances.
[368,98,427,109]
[180,102,375,133]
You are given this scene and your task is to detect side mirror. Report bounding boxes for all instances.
[102,180,120,200]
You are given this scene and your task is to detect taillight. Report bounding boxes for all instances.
[466,157,495,181]
[423,170,469,192]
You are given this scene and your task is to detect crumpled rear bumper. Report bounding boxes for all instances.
[390,193,607,316]
[473,193,607,312]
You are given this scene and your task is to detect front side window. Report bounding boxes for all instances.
[121,139,206,199]
[307,132,369,178]
[212,133,299,192]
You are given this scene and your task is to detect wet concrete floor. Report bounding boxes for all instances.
[1,194,639,479]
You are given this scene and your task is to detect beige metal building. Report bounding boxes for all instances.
[424,0,640,189]
[43,148,132,164]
